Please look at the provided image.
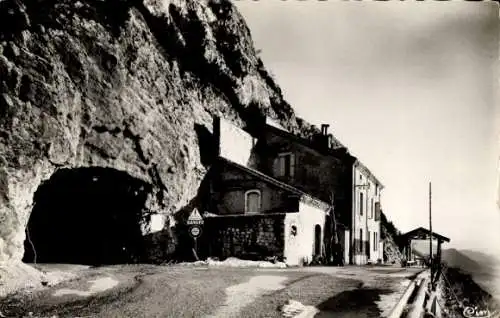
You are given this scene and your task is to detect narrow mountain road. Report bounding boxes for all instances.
[0,264,422,318]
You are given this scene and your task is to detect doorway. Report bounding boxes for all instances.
[314,224,322,256]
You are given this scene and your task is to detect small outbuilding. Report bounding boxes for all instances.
[400,227,450,267]
[202,157,331,266]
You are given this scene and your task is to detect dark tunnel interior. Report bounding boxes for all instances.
[23,167,152,265]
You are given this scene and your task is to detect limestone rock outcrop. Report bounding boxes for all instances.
[380,213,405,265]
[0,0,320,263]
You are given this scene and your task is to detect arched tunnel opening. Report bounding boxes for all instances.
[22,167,152,266]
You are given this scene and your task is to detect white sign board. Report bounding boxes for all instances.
[187,208,204,225]
[218,118,254,167]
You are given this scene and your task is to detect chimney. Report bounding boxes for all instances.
[321,124,329,136]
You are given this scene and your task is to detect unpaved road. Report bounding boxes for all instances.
[0,264,422,318]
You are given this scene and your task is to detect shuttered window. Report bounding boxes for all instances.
[277,153,295,179]
[368,230,371,251]
[360,192,364,216]
[374,202,381,221]
[371,198,374,219]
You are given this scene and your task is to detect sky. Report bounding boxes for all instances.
[235,1,500,255]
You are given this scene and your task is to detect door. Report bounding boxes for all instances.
[285,223,301,265]
[314,224,322,257]
[367,231,371,260]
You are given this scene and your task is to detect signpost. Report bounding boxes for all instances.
[187,208,204,260]
[189,225,202,238]
[187,208,204,226]
[429,182,434,288]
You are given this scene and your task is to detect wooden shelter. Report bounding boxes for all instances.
[400,227,450,267]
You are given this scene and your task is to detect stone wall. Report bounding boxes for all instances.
[204,214,285,261]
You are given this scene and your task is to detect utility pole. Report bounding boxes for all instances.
[429,181,433,284]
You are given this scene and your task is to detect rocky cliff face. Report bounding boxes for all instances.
[0,0,320,263]
[381,227,404,265]
[380,213,404,265]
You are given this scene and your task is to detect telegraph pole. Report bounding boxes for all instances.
[429,182,433,283]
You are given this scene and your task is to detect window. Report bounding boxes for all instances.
[368,230,371,249]
[359,192,364,216]
[374,232,378,251]
[370,198,374,219]
[277,153,295,179]
[245,190,261,214]
[374,202,381,221]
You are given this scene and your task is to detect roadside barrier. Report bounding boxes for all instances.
[387,279,417,318]
[407,276,430,318]
[388,270,429,318]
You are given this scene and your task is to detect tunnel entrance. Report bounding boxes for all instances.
[23,167,152,265]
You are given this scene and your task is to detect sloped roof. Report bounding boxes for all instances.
[401,227,451,243]
[216,157,330,211]
[262,121,384,188]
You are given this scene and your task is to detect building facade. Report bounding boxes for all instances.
[200,119,331,266]
[201,116,384,266]
[203,157,330,266]
[251,118,384,265]
[352,162,384,265]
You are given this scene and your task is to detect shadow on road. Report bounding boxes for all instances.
[315,287,393,318]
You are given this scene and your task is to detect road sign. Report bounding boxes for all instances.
[189,225,202,238]
[187,208,204,225]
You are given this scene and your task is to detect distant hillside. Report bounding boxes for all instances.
[442,248,484,274]
[410,240,439,258]
[459,249,500,270]
[442,248,500,293]
[441,248,500,305]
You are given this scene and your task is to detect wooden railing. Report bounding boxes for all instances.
[407,274,430,318]
[387,279,417,318]
[388,270,438,318]
[390,265,499,318]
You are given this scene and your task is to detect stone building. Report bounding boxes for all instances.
[248,118,385,265]
[200,116,384,266]
[202,157,330,266]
